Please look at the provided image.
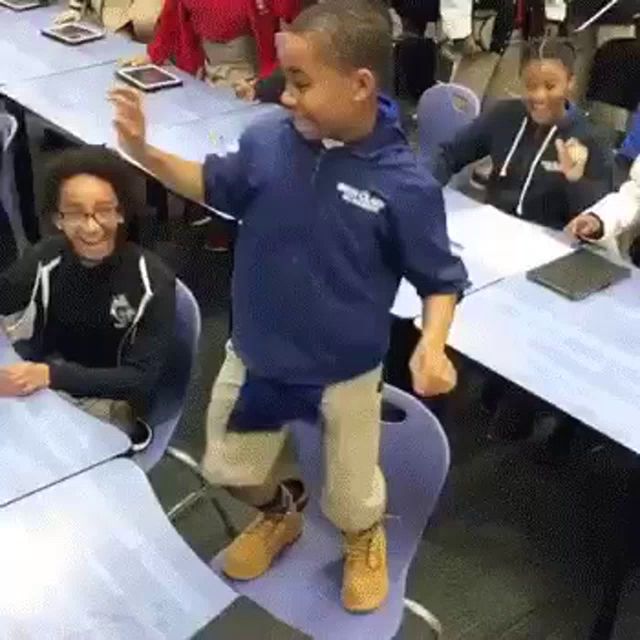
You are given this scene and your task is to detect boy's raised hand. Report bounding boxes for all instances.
[556,138,589,182]
[410,339,457,398]
[108,86,147,160]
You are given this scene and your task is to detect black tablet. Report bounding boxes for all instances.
[0,0,42,10]
[526,248,631,301]
[116,65,183,92]
[41,23,105,44]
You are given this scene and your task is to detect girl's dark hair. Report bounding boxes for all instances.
[42,145,141,220]
[521,37,576,75]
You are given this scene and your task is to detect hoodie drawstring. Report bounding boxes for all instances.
[116,255,153,366]
[516,125,558,216]
[500,117,528,178]
[499,116,560,217]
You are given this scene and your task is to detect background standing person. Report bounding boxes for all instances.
[122,0,302,89]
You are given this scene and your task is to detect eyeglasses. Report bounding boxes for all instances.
[57,207,121,229]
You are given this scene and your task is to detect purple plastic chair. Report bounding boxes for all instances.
[211,384,451,639]
[417,82,480,163]
[133,279,200,472]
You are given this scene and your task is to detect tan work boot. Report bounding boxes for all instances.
[342,522,389,612]
[223,511,303,581]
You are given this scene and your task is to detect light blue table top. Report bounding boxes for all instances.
[0,458,237,638]
[448,267,640,453]
[0,5,143,85]
[2,62,249,145]
[391,188,573,318]
[150,102,282,162]
[0,331,131,507]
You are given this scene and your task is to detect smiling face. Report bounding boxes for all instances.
[56,174,123,262]
[277,31,377,142]
[522,58,574,125]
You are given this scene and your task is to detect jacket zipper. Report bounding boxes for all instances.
[312,147,326,188]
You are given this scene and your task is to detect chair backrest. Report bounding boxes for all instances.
[0,113,18,154]
[133,279,201,472]
[0,111,27,258]
[417,82,480,162]
[213,384,451,640]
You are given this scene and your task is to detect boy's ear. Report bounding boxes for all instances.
[353,68,377,102]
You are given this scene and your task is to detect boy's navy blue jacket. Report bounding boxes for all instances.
[429,99,612,230]
[204,97,468,385]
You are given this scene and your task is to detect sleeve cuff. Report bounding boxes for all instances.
[588,213,605,240]
[441,14,473,41]
[47,361,69,392]
[414,269,471,301]
[588,193,626,239]
[545,1,567,22]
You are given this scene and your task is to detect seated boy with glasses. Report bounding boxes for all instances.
[0,146,176,451]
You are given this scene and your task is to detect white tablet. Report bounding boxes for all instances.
[116,65,183,92]
[41,23,105,45]
[0,0,42,10]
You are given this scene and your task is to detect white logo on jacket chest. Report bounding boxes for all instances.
[110,294,136,329]
[337,182,386,214]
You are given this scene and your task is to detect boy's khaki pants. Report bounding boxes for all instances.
[201,343,387,534]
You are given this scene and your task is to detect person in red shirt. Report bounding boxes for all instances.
[123,0,302,88]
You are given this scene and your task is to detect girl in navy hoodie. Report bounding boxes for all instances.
[430,38,612,230]
[432,38,614,454]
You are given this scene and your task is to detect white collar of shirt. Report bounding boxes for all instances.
[322,139,345,150]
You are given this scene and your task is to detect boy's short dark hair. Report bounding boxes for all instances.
[521,37,576,75]
[289,0,393,86]
[43,145,140,221]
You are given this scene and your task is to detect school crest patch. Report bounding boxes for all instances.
[110,294,136,329]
